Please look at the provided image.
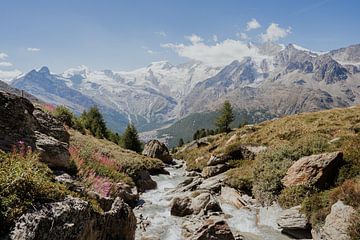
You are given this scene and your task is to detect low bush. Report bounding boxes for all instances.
[225,160,254,195]
[278,185,316,209]
[0,150,70,235]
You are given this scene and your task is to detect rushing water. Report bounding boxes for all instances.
[134,160,292,240]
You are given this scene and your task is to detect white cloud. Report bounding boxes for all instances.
[185,34,203,44]
[260,23,291,42]
[237,32,248,40]
[147,49,154,54]
[27,47,41,52]
[155,31,167,37]
[0,62,13,67]
[0,69,22,82]
[213,35,218,42]
[162,36,263,66]
[246,18,261,31]
[0,52,8,60]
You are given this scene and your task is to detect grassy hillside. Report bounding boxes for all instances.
[69,129,164,188]
[158,109,275,148]
[175,105,360,234]
[0,127,165,235]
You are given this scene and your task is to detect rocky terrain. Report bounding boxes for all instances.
[1,90,359,239]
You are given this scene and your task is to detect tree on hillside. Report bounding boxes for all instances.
[53,105,75,127]
[81,106,107,138]
[215,100,235,133]
[178,138,184,147]
[121,123,142,153]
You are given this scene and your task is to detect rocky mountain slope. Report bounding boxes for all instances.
[6,43,360,139]
[182,44,360,117]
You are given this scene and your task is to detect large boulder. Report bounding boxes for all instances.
[8,196,136,240]
[202,164,230,178]
[142,139,172,164]
[312,200,356,240]
[134,169,157,192]
[277,205,311,239]
[282,152,343,188]
[171,191,222,217]
[0,91,70,169]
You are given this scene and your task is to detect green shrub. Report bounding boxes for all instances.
[349,209,360,240]
[0,151,70,235]
[252,146,294,204]
[336,136,360,184]
[301,191,331,228]
[279,185,316,209]
[53,105,75,127]
[225,160,254,195]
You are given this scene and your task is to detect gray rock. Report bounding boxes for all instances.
[134,169,157,192]
[9,196,136,240]
[186,218,235,240]
[218,186,246,209]
[170,196,193,217]
[170,190,222,217]
[277,205,311,239]
[0,91,71,170]
[202,164,230,178]
[142,139,172,164]
[35,131,70,169]
[312,200,356,240]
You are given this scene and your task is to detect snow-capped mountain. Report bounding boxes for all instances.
[182,43,360,117]
[8,43,360,137]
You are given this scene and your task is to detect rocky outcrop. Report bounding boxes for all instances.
[282,152,343,188]
[202,164,230,178]
[0,91,71,169]
[312,200,356,240]
[277,205,311,239]
[8,196,136,240]
[142,139,173,164]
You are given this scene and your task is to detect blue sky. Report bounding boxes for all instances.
[0,0,359,77]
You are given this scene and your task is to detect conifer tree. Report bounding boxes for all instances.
[178,138,184,147]
[215,100,234,133]
[121,123,142,153]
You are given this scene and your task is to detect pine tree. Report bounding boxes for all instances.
[81,106,107,138]
[215,100,235,133]
[121,123,142,153]
[178,138,184,147]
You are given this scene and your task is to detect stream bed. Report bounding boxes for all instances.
[134,160,292,240]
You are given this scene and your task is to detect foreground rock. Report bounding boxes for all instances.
[312,200,356,240]
[188,219,235,240]
[9,196,136,240]
[0,91,70,169]
[142,139,173,164]
[282,151,343,188]
[171,190,222,217]
[277,205,311,239]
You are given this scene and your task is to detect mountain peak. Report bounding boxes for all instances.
[38,66,50,75]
